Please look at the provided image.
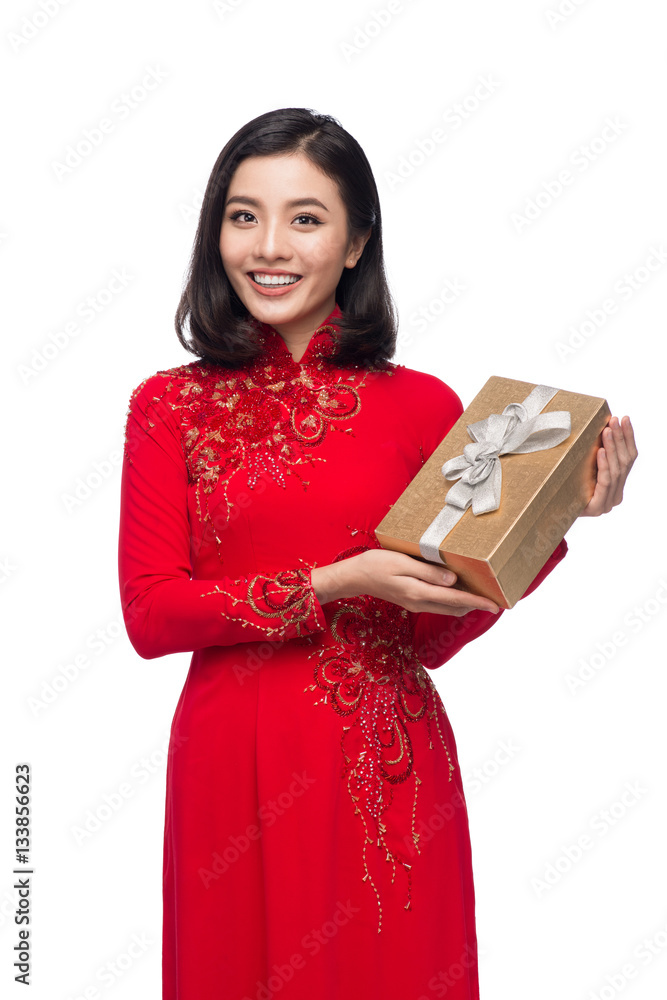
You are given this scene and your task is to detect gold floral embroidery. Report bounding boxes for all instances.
[305,537,455,934]
[201,566,323,639]
[123,323,393,563]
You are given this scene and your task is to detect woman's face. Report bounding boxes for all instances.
[219,152,369,339]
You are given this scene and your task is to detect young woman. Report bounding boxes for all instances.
[118,107,636,999]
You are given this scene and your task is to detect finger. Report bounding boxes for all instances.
[414,598,469,617]
[609,416,637,506]
[398,554,457,585]
[418,599,497,617]
[605,422,629,510]
[401,558,499,613]
[581,447,609,516]
[608,415,638,481]
[616,414,638,467]
[419,581,500,615]
[620,415,638,460]
[609,415,633,481]
[603,422,621,481]
[602,424,624,508]
[588,446,611,515]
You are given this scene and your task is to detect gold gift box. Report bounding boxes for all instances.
[375,376,610,609]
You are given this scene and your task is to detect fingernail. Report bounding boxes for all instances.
[442,571,456,584]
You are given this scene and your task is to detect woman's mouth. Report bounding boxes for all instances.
[251,271,302,285]
[246,272,303,296]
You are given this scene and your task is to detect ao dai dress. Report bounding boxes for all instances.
[118,304,566,999]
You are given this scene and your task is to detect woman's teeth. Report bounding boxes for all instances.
[252,273,301,286]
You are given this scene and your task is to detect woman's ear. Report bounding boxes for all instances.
[345,228,372,267]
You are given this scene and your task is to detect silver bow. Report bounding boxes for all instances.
[418,384,571,564]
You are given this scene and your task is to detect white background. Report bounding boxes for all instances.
[3,1,665,998]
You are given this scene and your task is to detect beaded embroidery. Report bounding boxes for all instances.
[123,320,391,563]
[200,565,323,639]
[123,316,454,931]
[305,535,455,934]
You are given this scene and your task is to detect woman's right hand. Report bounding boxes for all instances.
[311,548,500,617]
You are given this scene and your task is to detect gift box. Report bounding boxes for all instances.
[375,376,610,609]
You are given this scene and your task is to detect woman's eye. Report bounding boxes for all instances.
[293,213,322,225]
[227,210,322,225]
[229,210,256,223]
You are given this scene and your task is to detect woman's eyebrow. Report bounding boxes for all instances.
[225,195,329,212]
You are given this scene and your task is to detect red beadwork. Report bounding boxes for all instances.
[124,321,457,936]
[201,566,323,639]
[123,322,388,564]
[305,535,455,934]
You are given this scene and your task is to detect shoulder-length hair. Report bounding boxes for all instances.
[175,107,397,369]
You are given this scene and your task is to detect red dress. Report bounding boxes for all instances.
[118,304,566,999]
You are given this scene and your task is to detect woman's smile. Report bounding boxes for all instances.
[247,269,304,295]
[219,152,368,344]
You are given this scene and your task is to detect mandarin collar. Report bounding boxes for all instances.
[253,304,343,366]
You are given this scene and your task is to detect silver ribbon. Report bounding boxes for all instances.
[419,384,571,565]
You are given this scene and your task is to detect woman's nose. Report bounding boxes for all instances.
[253,221,292,262]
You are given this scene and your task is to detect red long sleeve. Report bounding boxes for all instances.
[406,373,568,670]
[118,376,327,659]
[413,538,568,670]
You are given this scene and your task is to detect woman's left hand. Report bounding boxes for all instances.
[579,415,638,516]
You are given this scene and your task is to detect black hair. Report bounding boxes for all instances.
[175,107,397,369]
